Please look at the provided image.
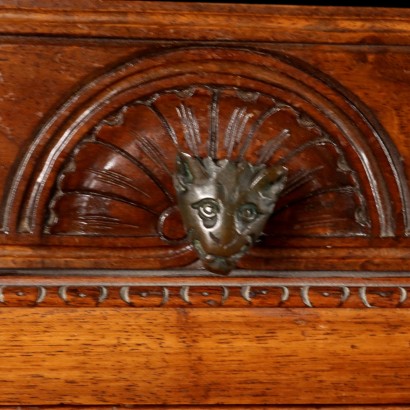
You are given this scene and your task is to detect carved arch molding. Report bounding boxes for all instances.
[1,47,409,272]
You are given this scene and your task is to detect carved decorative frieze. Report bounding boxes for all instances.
[0,275,408,308]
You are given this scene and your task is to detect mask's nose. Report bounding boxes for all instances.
[209,230,239,251]
[208,212,237,247]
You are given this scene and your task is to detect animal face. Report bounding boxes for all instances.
[174,152,287,274]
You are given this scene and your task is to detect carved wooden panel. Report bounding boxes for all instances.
[1,46,409,272]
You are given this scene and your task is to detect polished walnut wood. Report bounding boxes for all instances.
[0,308,408,406]
[0,1,410,407]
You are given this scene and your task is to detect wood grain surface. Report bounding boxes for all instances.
[0,1,410,45]
[0,308,408,406]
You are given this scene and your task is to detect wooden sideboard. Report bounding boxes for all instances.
[1,1,410,408]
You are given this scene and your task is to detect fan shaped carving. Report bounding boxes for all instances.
[46,86,369,241]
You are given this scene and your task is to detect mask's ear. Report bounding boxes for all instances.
[174,152,209,192]
[251,165,287,202]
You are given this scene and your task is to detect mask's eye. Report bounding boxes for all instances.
[237,203,260,223]
[192,198,220,228]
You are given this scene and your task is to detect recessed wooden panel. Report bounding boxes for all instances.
[0,308,408,406]
[0,43,409,271]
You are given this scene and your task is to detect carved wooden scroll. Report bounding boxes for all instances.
[1,47,408,272]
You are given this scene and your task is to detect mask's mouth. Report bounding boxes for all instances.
[192,238,250,275]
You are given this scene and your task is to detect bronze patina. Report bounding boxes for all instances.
[174,152,287,274]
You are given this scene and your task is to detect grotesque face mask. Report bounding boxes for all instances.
[174,152,287,275]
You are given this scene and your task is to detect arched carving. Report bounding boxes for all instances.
[2,47,407,270]
[45,85,369,240]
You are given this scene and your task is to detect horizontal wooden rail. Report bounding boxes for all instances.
[0,2,410,44]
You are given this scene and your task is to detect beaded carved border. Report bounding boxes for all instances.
[1,274,409,308]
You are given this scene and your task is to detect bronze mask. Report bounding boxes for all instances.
[174,152,287,274]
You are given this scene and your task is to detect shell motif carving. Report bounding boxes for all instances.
[46,85,368,242]
[3,47,407,272]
